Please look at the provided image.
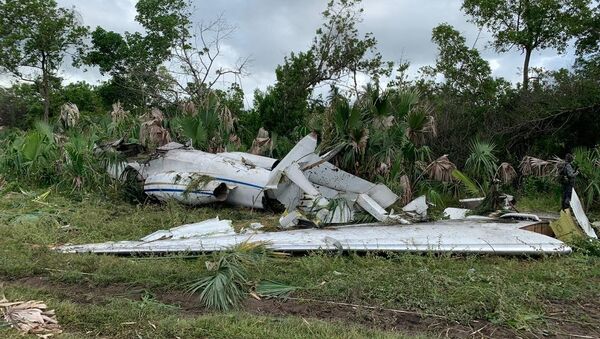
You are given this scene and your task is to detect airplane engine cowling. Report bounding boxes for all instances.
[144,172,229,205]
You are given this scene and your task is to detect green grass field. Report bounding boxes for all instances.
[0,189,599,338]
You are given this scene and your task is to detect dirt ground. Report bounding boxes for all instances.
[4,276,599,339]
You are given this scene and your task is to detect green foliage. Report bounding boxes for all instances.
[0,0,88,120]
[461,0,588,89]
[465,140,498,183]
[0,121,115,192]
[256,0,391,136]
[61,82,104,114]
[422,23,497,99]
[188,254,249,311]
[255,280,301,298]
[188,242,271,311]
[452,169,482,197]
[573,146,600,210]
[521,176,560,196]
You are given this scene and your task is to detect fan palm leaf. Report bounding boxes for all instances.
[496,162,517,184]
[465,140,498,181]
[424,155,457,183]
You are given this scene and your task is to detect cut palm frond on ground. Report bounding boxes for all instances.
[255,281,301,299]
[0,298,62,337]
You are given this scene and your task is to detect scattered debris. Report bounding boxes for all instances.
[240,222,264,234]
[402,195,428,221]
[0,298,62,337]
[140,217,235,242]
[459,197,485,209]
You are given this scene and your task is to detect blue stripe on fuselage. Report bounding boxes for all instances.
[144,188,214,196]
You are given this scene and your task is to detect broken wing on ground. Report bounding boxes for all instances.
[57,218,571,255]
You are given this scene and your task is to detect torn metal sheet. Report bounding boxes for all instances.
[444,208,470,220]
[402,196,428,221]
[57,220,571,255]
[570,189,597,238]
[141,217,235,242]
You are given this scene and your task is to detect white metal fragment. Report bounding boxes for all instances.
[444,208,470,220]
[140,218,235,242]
[402,196,428,220]
[459,197,485,209]
[570,189,597,238]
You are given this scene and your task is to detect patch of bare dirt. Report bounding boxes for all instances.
[3,276,599,338]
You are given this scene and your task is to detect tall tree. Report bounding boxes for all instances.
[0,0,88,121]
[85,0,247,109]
[256,0,391,136]
[422,23,498,102]
[418,24,509,161]
[462,0,585,90]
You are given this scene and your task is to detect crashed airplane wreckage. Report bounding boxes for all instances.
[109,133,406,227]
[57,135,599,256]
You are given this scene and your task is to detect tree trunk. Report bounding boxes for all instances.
[522,47,532,91]
[41,53,50,122]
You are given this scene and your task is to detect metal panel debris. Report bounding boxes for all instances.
[550,209,586,242]
[570,189,597,238]
[140,217,235,242]
[444,208,470,220]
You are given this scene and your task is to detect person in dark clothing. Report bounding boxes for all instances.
[561,153,579,210]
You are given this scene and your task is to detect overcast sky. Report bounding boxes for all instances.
[53,0,577,103]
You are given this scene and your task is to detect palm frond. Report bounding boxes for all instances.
[452,169,482,196]
[519,156,553,177]
[424,155,456,183]
[399,175,412,205]
[465,140,498,181]
[187,254,248,311]
[255,281,301,298]
[495,162,517,184]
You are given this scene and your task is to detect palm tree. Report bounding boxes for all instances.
[465,140,498,182]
